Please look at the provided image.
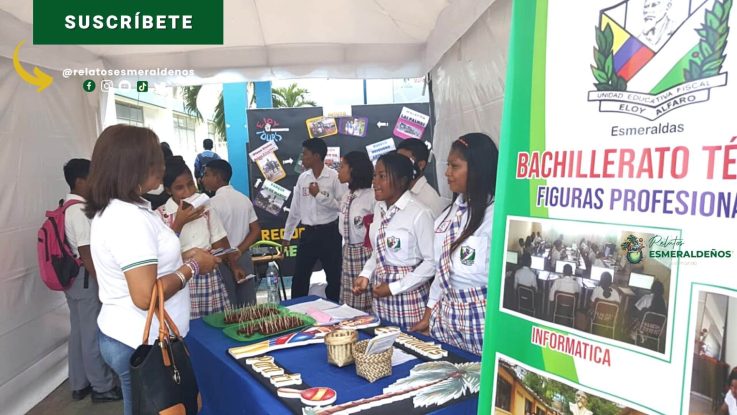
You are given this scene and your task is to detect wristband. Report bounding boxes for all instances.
[184,259,200,278]
[175,271,187,288]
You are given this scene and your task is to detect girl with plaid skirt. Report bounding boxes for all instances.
[411,133,498,356]
[353,153,435,329]
[337,152,376,313]
[158,157,247,319]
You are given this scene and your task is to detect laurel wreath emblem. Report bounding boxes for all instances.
[591,24,628,91]
[686,0,732,81]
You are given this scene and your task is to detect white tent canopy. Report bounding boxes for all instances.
[0,1,508,414]
[0,0,492,81]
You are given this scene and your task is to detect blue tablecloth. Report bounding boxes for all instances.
[187,296,480,414]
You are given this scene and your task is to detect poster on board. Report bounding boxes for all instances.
[478,1,737,414]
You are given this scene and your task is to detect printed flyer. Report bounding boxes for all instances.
[479,0,737,414]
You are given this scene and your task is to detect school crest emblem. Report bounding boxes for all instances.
[587,0,731,120]
[353,216,363,228]
[386,236,401,252]
[460,246,476,266]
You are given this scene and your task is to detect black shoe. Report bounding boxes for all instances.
[72,385,92,401]
[91,387,123,403]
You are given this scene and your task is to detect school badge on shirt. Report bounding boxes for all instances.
[460,246,476,265]
[386,236,401,252]
[353,216,363,228]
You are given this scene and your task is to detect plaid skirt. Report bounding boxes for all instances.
[430,285,487,356]
[340,243,373,313]
[373,265,429,329]
[189,267,230,319]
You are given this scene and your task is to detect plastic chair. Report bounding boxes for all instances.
[553,292,577,327]
[517,286,536,317]
[249,240,287,301]
[590,300,619,338]
[636,312,667,352]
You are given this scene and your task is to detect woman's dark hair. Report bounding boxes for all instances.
[376,152,414,196]
[600,272,613,298]
[161,142,173,159]
[343,151,373,191]
[442,133,499,252]
[163,156,192,189]
[85,125,163,218]
[649,280,667,314]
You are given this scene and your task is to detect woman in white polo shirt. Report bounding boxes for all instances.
[353,152,435,329]
[85,125,219,415]
[410,133,498,355]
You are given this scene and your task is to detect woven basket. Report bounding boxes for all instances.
[352,339,392,382]
[325,329,357,367]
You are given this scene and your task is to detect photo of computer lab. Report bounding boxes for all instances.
[689,291,737,415]
[502,218,672,353]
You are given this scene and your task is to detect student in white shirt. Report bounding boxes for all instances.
[549,264,581,302]
[61,159,119,403]
[396,138,447,217]
[721,376,737,415]
[354,152,435,329]
[86,125,219,415]
[158,157,245,318]
[514,253,538,292]
[202,160,261,306]
[409,133,498,355]
[590,272,621,304]
[283,138,347,301]
[337,151,376,312]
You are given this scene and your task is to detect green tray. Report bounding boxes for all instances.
[222,313,316,343]
[202,305,288,328]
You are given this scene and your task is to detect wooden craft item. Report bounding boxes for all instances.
[271,374,303,387]
[276,387,337,406]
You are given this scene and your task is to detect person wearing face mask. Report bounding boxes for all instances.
[410,133,498,356]
[353,152,435,329]
[85,125,220,415]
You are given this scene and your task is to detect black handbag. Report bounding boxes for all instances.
[130,280,201,415]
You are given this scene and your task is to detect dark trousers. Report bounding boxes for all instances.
[292,220,342,301]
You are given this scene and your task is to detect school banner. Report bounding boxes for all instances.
[479,0,736,414]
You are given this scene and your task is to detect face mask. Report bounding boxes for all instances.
[147,184,164,195]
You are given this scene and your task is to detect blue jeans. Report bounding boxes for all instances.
[98,331,134,415]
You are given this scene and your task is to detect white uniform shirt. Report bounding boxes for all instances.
[158,198,228,252]
[725,391,737,415]
[410,176,447,218]
[359,192,435,295]
[64,194,90,257]
[590,286,621,304]
[284,166,348,241]
[514,266,538,291]
[209,185,258,248]
[427,199,493,308]
[91,199,190,349]
[549,275,580,301]
[338,188,375,245]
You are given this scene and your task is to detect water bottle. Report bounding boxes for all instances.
[266,262,280,304]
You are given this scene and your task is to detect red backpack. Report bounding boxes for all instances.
[37,200,85,291]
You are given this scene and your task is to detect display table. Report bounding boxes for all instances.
[187,296,480,415]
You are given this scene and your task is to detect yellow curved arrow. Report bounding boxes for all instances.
[13,40,53,92]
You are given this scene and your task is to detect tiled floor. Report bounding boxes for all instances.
[27,272,327,415]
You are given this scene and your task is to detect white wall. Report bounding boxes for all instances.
[0,57,99,415]
[429,0,511,198]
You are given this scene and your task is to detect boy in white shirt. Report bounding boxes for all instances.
[396,139,448,218]
[283,139,347,301]
[61,159,120,402]
[202,160,261,305]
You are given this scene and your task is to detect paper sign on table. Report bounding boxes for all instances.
[365,331,400,355]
